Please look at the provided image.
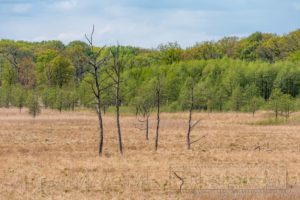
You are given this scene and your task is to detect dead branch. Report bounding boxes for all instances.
[173,172,184,192]
[83,79,99,98]
[85,24,94,46]
[104,69,117,83]
[190,134,207,145]
[191,119,200,129]
[254,146,261,151]
[99,83,115,92]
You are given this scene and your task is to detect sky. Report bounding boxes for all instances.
[0,0,300,48]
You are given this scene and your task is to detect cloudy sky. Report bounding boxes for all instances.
[0,0,300,48]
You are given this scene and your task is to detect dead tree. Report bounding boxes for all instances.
[84,25,109,156]
[155,76,161,151]
[142,105,151,141]
[186,79,200,149]
[109,45,123,154]
[136,104,151,141]
[134,82,154,141]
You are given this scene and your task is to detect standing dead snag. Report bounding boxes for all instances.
[135,105,151,141]
[184,78,200,150]
[155,76,161,151]
[133,82,154,141]
[142,106,150,141]
[187,80,194,149]
[84,25,109,156]
[109,45,123,154]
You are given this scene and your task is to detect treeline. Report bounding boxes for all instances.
[0,29,300,116]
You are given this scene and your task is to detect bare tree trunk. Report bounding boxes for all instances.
[187,107,192,150]
[187,83,194,150]
[155,80,160,151]
[59,88,62,112]
[72,98,75,111]
[45,70,51,109]
[96,98,104,155]
[186,81,198,150]
[275,103,278,120]
[135,107,138,117]
[5,86,11,108]
[146,115,149,141]
[116,82,123,154]
[103,104,106,115]
[111,45,123,154]
[93,65,105,156]
[115,54,123,154]
[84,25,109,156]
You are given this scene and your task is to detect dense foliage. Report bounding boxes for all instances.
[1,29,300,116]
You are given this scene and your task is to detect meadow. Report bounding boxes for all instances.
[0,108,300,199]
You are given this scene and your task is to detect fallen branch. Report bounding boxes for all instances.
[254,146,261,151]
[173,172,184,192]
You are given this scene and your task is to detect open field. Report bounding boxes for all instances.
[0,108,300,199]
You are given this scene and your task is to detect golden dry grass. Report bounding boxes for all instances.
[0,108,300,199]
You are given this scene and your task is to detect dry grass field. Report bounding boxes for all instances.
[0,108,300,199]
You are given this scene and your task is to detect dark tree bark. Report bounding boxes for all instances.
[59,88,62,112]
[186,80,200,150]
[96,93,104,155]
[116,76,123,154]
[103,104,106,115]
[155,76,161,151]
[110,46,123,154]
[145,114,149,141]
[84,25,108,156]
[135,104,151,141]
[187,82,194,150]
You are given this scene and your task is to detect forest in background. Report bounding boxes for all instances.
[0,29,300,117]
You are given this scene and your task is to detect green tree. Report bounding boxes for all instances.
[49,56,74,112]
[228,85,244,111]
[66,41,90,84]
[268,88,283,120]
[184,41,221,60]
[244,84,264,116]
[268,88,294,120]
[274,62,300,97]
[158,42,182,64]
[280,93,295,119]
[1,63,16,107]
[13,85,27,112]
[50,56,74,88]
[27,90,41,118]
